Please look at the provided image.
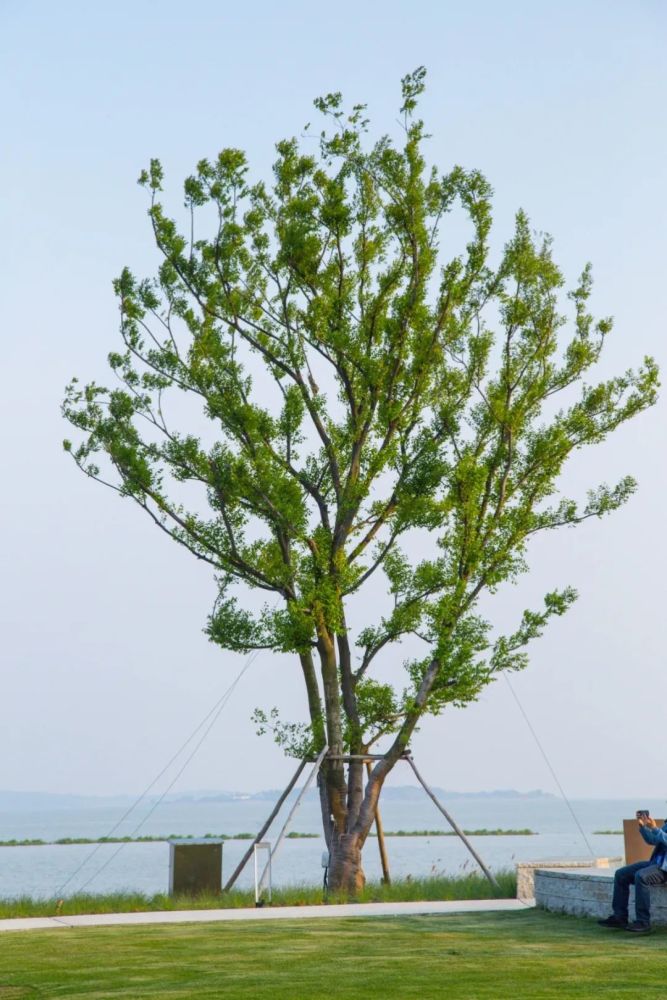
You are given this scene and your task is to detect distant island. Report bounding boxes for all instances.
[175,787,555,804]
[0,828,537,848]
[0,787,555,811]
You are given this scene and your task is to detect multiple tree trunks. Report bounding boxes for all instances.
[322,759,393,893]
[328,832,366,894]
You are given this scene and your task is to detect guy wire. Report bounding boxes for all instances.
[503,672,596,858]
[56,648,261,897]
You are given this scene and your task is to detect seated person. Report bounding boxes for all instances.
[598,811,667,934]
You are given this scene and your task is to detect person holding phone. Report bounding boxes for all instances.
[598,810,667,934]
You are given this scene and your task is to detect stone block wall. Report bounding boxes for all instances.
[516,858,620,902]
[534,868,667,924]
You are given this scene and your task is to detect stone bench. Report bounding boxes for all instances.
[534,867,667,925]
[516,858,620,902]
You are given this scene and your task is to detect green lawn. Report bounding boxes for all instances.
[0,911,664,999]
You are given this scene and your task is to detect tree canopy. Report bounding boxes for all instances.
[63,68,658,891]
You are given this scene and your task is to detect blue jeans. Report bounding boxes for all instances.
[612,861,667,925]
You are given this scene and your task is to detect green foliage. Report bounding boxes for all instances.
[374,828,536,836]
[63,69,658,811]
[0,833,317,847]
[251,706,315,759]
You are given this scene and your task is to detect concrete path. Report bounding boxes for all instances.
[0,898,532,933]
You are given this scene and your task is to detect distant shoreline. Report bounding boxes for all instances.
[0,828,537,848]
[0,787,556,811]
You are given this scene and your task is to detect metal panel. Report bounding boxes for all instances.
[168,839,224,896]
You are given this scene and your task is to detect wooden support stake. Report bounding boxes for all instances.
[406,755,500,892]
[328,753,407,762]
[258,744,328,894]
[366,760,390,884]
[223,757,307,893]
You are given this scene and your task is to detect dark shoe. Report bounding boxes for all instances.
[626,921,652,934]
[598,915,628,929]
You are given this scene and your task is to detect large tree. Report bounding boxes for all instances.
[63,69,657,892]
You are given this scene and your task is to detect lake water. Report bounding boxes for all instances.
[1,796,661,899]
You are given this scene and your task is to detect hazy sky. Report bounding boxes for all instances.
[2,0,666,802]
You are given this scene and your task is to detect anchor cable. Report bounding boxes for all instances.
[56,648,261,897]
[503,672,595,858]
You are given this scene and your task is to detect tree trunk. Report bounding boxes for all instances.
[328,831,365,894]
[324,763,389,894]
[319,657,442,895]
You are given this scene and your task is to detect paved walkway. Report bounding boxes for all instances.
[0,898,532,933]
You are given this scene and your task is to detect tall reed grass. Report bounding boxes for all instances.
[0,870,516,919]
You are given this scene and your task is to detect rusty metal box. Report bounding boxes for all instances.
[168,839,224,895]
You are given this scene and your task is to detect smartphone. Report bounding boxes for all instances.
[637,809,650,820]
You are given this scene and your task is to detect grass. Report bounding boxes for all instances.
[0,871,517,919]
[0,832,318,847]
[0,829,533,848]
[0,910,665,998]
[373,828,536,836]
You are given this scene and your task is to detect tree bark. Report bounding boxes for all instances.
[316,627,347,835]
[327,658,441,893]
[328,831,365,894]
[337,625,364,830]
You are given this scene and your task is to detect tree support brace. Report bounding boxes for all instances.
[327,753,411,762]
[406,755,500,891]
[258,745,329,893]
[366,760,391,884]
[223,757,308,893]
